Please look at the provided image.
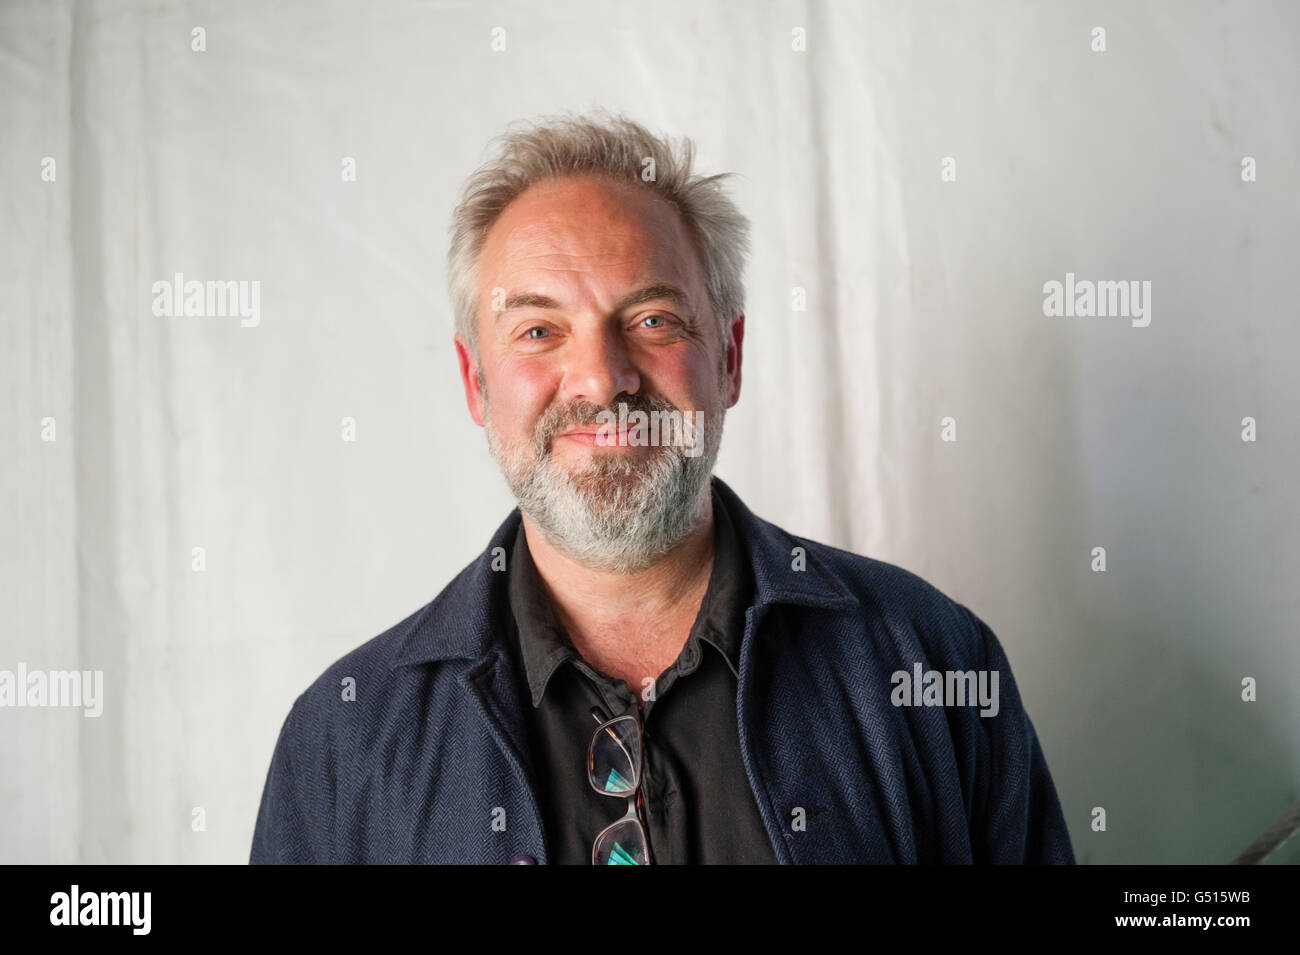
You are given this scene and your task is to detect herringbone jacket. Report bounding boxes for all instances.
[250,477,1075,864]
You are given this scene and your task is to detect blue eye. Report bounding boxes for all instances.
[641,315,667,328]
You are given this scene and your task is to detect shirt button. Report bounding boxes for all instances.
[508,854,537,865]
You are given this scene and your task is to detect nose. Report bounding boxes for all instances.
[561,324,641,408]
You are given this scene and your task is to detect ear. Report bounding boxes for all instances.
[723,313,744,408]
[455,334,487,427]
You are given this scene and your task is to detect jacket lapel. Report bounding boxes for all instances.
[390,508,548,863]
[714,478,869,864]
[460,650,550,863]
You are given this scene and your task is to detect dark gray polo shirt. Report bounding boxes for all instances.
[505,486,779,864]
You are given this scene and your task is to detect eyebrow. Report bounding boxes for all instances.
[497,283,693,320]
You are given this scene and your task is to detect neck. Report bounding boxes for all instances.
[520,490,717,687]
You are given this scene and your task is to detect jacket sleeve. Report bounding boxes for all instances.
[966,610,1076,864]
[250,697,321,864]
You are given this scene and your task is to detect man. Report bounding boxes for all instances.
[250,111,1074,865]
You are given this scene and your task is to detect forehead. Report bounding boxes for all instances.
[478,176,705,297]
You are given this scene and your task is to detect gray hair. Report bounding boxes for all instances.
[446,110,751,359]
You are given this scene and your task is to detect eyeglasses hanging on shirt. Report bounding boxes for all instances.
[587,704,654,865]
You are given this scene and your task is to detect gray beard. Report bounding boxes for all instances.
[484,393,724,573]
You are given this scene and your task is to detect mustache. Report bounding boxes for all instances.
[534,393,680,455]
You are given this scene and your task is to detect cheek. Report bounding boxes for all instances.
[488,358,556,430]
[645,348,720,410]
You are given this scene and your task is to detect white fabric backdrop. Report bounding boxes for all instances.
[3,0,1298,864]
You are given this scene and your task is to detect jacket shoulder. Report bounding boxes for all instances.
[298,599,435,708]
[275,544,491,756]
[319,522,509,682]
[789,531,991,667]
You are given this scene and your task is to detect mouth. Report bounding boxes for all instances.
[558,424,648,447]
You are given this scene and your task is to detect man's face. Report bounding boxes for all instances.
[455,174,744,571]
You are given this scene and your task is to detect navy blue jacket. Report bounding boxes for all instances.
[250,477,1074,864]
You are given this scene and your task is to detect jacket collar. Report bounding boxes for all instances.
[390,475,859,670]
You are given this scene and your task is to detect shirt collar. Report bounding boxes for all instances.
[507,484,751,707]
[389,475,859,672]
